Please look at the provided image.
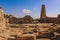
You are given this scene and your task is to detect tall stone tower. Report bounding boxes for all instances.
[40,4,46,19]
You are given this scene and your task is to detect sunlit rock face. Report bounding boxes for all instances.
[0,7,23,40]
[0,7,9,40]
[0,7,6,28]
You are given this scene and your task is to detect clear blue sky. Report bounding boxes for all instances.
[0,0,60,19]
